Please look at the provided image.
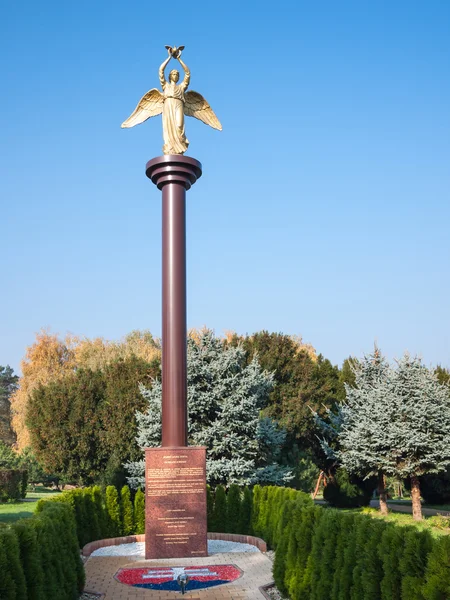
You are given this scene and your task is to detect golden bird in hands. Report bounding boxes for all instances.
[165,45,185,59]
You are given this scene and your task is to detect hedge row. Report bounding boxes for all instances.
[0,501,84,600]
[43,483,254,547]
[208,484,253,534]
[0,469,28,502]
[251,485,450,600]
[37,485,145,547]
[8,483,449,600]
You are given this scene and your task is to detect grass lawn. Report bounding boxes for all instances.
[425,503,450,511]
[0,488,62,524]
[350,507,450,537]
[382,498,450,512]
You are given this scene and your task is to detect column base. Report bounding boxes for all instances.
[145,446,208,559]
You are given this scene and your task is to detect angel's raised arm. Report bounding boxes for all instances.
[159,55,171,88]
[177,57,191,91]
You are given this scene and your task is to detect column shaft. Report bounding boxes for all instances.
[161,182,187,447]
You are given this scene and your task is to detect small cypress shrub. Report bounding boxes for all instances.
[360,519,387,600]
[12,519,45,600]
[422,534,450,600]
[0,527,18,600]
[330,512,357,600]
[55,502,85,593]
[379,524,404,600]
[71,488,90,547]
[272,518,290,595]
[350,516,372,600]
[121,485,134,536]
[0,527,27,600]
[295,505,325,599]
[105,485,121,537]
[238,486,252,535]
[255,486,269,539]
[226,484,241,533]
[46,502,84,597]
[32,511,63,599]
[206,485,214,530]
[310,508,341,600]
[11,497,83,598]
[92,485,109,538]
[337,514,363,600]
[265,487,278,547]
[134,489,145,534]
[83,487,101,545]
[273,496,299,595]
[282,499,301,595]
[290,504,322,600]
[251,485,262,535]
[400,527,433,600]
[211,485,227,533]
[306,507,334,600]
[282,493,313,594]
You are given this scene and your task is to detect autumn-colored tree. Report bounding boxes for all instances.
[10,331,76,449]
[11,329,161,450]
[71,330,160,372]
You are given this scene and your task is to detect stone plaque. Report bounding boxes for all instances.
[145,446,208,559]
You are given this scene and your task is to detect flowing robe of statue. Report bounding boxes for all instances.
[160,59,190,154]
[121,46,221,155]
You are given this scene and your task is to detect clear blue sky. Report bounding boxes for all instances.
[1,0,449,374]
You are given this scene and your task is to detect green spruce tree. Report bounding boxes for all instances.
[126,330,292,488]
[317,349,450,520]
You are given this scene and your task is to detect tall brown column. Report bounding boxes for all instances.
[146,155,202,447]
[145,155,207,560]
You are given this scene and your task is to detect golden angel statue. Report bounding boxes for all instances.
[121,46,222,155]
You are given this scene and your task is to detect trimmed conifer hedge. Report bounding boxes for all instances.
[3,482,449,600]
[134,488,145,534]
[249,484,450,600]
[36,484,137,545]
[0,501,84,600]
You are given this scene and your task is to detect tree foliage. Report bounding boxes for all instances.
[126,329,292,488]
[317,348,450,519]
[230,331,344,470]
[10,331,76,449]
[0,365,18,445]
[27,356,156,485]
[27,368,106,484]
[10,329,161,450]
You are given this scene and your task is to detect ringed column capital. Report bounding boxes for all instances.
[146,155,202,191]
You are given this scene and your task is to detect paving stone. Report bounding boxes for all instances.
[84,552,273,599]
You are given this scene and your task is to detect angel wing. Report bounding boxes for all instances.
[184,91,222,131]
[121,89,164,128]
